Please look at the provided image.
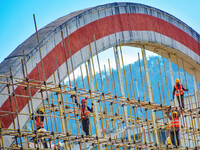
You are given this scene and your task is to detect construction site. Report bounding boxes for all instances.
[0,2,200,150]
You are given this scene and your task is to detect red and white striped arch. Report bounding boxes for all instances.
[0,3,199,147]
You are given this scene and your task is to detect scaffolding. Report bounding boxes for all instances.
[0,15,200,150]
[0,40,199,150]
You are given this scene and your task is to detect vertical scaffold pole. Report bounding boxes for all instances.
[55,59,73,150]
[88,40,104,138]
[162,54,171,106]
[118,40,137,144]
[87,59,101,138]
[0,120,4,150]
[33,14,57,148]
[193,68,198,107]
[108,60,120,139]
[141,47,159,145]
[168,54,176,106]
[65,24,76,86]
[9,68,23,148]
[85,65,101,150]
[93,35,110,139]
[158,58,166,105]
[113,46,131,141]
[61,30,71,86]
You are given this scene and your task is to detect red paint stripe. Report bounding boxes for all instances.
[0,13,199,128]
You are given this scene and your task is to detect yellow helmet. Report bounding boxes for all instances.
[167,137,172,145]
[175,78,180,83]
[39,108,45,113]
[172,111,178,115]
[12,144,20,147]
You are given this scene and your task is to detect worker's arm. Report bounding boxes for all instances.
[167,111,172,120]
[75,98,80,107]
[41,116,44,122]
[177,110,181,118]
[87,106,93,112]
[172,86,176,99]
[182,85,188,91]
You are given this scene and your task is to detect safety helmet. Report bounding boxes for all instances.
[81,99,86,103]
[12,144,20,147]
[167,137,172,145]
[172,111,178,115]
[175,78,180,83]
[39,108,45,114]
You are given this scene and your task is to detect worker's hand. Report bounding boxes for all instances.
[70,94,76,98]
[186,89,189,91]
[172,95,174,100]
[168,107,171,112]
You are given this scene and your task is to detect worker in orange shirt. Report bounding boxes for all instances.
[80,99,93,136]
[172,78,188,109]
[167,110,180,147]
[34,108,48,148]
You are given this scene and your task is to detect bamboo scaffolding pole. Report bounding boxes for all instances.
[85,65,101,150]
[61,30,71,86]
[113,46,130,143]
[9,68,23,148]
[111,70,126,140]
[104,65,112,137]
[80,65,85,89]
[33,14,57,148]
[158,57,166,106]
[36,63,50,137]
[119,40,137,145]
[93,35,110,142]
[168,54,176,107]
[108,59,119,138]
[157,82,167,144]
[62,88,73,148]
[5,76,18,146]
[54,62,72,150]
[1,50,200,149]
[0,120,5,150]
[141,47,159,146]
[65,24,76,86]
[88,40,103,140]
[129,65,143,142]
[162,55,172,107]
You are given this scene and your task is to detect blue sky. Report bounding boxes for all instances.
[0,0,199,64]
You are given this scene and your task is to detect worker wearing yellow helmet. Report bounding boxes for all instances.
[172,78,188,109]
[33,108,48,148]
[167,109,180,147]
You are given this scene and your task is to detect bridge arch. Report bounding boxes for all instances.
[0,2,200,147]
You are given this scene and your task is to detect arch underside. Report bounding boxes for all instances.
[0,2,199,147]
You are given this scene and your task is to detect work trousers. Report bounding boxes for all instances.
[82,118,89,135]
[35,127,48,148]
[176,94,184,108]
[170,130,180,146]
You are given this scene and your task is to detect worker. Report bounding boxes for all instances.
[35,108,45,130]
[34,108,48,148]
[80,99,93,136]
[167,110,180,147]
[172,78,188,109]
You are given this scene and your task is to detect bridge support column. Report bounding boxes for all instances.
[141,48,159,145]
[113,47,131,141]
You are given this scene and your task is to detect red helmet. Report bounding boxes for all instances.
[81,99,86,103]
